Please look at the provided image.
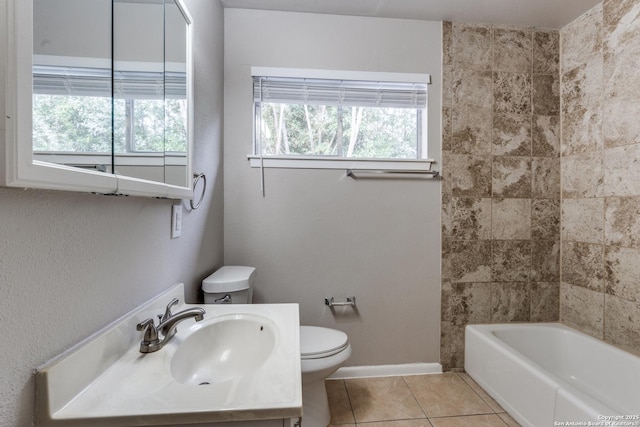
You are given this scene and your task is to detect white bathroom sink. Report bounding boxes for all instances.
[170,313,277,384]
[35,284,302,427]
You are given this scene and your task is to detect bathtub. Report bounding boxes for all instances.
[465,323,640,427]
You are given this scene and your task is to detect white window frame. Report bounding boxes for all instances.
[249,67,434,172]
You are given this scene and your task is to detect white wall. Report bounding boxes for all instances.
[0,0,224,425]
[224,9,442,366]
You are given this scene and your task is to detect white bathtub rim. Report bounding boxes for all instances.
[466,322,640,379]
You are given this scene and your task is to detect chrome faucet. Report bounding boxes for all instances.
[136,298,205,353]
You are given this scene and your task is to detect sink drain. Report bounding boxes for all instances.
[198,381,211,386]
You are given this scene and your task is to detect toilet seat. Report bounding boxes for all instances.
[300,326,349,359]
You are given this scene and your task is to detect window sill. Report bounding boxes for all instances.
[247,155,435,172]
[34,152,187,167]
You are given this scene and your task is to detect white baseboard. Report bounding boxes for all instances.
[328,363,442,380]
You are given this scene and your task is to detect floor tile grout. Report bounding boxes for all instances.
[343,379,357,424]
[456,373,500,414]
[399,374,429,418]
[328,373,521,427]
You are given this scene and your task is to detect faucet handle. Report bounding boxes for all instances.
[136,318,158,341]
[160,298,179,322]
[136,318,161,352]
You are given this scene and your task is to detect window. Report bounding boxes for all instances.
[251,67,432,170]
[32,65,113,153]
[32,65,187,154]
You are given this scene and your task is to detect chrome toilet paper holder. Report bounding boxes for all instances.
[324,296,356,307]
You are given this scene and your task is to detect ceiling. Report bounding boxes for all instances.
[220,0,601,29]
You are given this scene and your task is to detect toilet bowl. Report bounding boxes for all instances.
[300,326,352,427]
[202,266,351,427]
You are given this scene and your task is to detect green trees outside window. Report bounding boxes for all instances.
[258,103,419,159]
[33,95,187,153]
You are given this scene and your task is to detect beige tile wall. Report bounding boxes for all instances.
[441,22,561,370]
[559,0,640,354]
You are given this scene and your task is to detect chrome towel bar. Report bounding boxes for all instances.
[346,169,439,179]
[325,296,356,307]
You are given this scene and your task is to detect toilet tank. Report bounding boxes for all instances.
[202,266,256,304]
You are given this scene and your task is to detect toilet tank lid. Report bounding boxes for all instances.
[202,266,256,293]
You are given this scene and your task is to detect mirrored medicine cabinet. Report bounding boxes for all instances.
[2,0,194,198]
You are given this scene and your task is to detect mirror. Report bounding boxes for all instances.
[164,0,189,188]
[32,0,113,173]
[11,0,192,197]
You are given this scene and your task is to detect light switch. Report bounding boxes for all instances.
[171,204,182,239]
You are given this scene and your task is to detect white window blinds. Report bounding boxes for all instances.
[253,76,428,109]
[32,65,186,99]
[33,66,112,97]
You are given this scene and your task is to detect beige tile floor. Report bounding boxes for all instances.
[326,373,521,427]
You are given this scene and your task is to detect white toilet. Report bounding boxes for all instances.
[203,266,351,427]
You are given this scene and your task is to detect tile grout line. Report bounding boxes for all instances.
[330,374,519,427]
[456,373,506,415]
[342,379,358,425]
[457,373,493,410]
[455,374,517,426]
[400,375,430,419]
